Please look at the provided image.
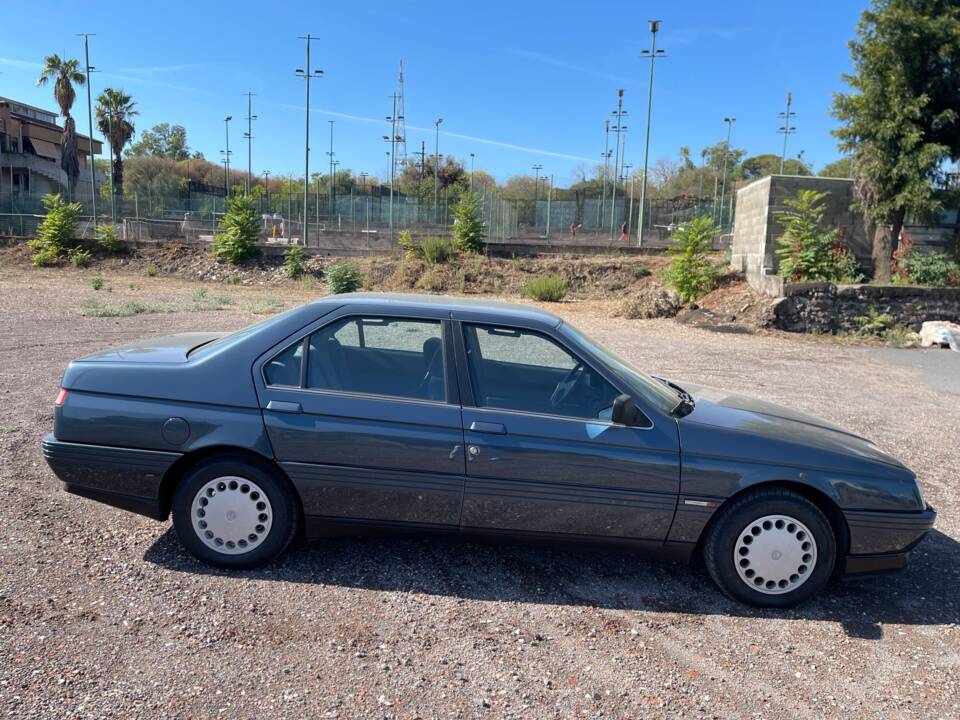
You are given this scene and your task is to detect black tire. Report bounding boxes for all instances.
[703,488,836,608]
[171,455,299,569]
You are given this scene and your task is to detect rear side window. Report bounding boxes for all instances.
[264,341,303,387]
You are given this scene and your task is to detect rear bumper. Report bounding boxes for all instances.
[42,434,179,520]
[842,504,936,576]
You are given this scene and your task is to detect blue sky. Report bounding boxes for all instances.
[1,0,868,186]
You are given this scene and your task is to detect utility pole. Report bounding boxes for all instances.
[718,117,736,227]
[600,119,610,227]
[243,92,256,194]
[778,92,796,175]
[609,89,627,237]
[545,175,553,237]
[624,162,634,237]
[385,95,400,240]
[327,120,335,214]
[79,33,97,229]
[434,117,443,223]
[263,170,270,207]
[220,115,232,197]
[296,34,323,246]
[637,19,665,248]
[532,164,543,201]
[417,141,426,221]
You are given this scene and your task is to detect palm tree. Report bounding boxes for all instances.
[95,88,138,198]
[37,54,85,195]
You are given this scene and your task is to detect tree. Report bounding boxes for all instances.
[451,191,485,253]
[774,189,861,282]
[37,54,85,195]
[818,157,854,179]
[95,88,138,197]
[662,216,719,302]
[740,154,812,180]
[126,123,192,160]
[213,194,260,263]
[833,0,960,282]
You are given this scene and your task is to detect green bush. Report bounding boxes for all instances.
[421,236,454,264]
[68,248,92,267]
[29,193,82,266]
[91,276,104,291]
[326,261,360,294]
[96,223,122,253]
[900,251,960,287]
[398,229,420,259]
[213,194,260,264]
[661,216,718,302]
[284,245,308,279]
[525,274,568,302]
[452,191,485,253]
[144,264,158,277]
[775,189,862,282]
[855,307,895,336]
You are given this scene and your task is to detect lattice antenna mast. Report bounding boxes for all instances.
[395,59,407,170]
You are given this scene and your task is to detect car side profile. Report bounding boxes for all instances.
[43,293,936,607]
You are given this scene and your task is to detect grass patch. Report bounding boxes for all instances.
[249,294,284,315]
[525,274,569,302]
[91,277,104,291]
[144,265,158,277]
[81,299,167,317]
[190,288,233,311]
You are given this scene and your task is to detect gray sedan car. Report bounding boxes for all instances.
[43,293,935,607]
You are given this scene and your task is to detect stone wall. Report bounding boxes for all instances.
[772,282,960,333]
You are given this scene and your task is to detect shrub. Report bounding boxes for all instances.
[775,189,863,282]
[631,264,651,279]
[452,191,485,253]
[213,194,260,264]
[855,307,895,336]
[398,230,420,259]
[68,248,92,267]
[143,264,158,277]
[91,276,104,291]
[326,261,360,294]
[421,236,454,264]
[900,251,960,287]
[96,223,122,253]
[525,274,568,302]
[29,193,82,266]
[224,274,241,285]
[661,216,718,302]
[284,245,308,279]
[882,325,917,348]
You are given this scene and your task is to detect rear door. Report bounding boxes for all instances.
[255,311,466,529]
[455,320,680,541]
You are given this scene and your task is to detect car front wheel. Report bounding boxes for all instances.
[172,455,298,569]
[703,488,836,607]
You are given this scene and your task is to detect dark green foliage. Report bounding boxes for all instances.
[452,192,485,253]
[775,190,862,283]
[855,307,895,336]
[96,223,122,253]
[421,236,454,264]
[525,274,569,302]
[662,216,719,302]
[284,245,308,279]
[29,194,82,266]
[398,230,420,259]
[213,194,260,264]
[326,261,360,294]
[900,251,960,286]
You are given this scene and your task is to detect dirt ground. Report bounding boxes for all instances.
[1,263,958,719]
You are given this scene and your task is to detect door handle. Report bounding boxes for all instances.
[469,421,507,434]
[266,400,302,414]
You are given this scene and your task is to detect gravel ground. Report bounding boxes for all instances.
[1,265,958,719]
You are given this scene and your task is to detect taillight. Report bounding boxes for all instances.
[54,387,68,406]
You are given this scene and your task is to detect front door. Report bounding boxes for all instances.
[256,314,466,529]
[457,322,680,541]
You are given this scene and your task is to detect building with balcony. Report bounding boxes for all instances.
[0,96,104,198]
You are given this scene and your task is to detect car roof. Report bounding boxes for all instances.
[309,292,564,327]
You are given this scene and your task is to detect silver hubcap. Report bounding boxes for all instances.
[734,514,817,595]
[191,476,273,555]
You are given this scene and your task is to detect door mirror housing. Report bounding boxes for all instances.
[611,394,640,426]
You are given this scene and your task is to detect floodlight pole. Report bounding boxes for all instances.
[600,119,610,226]
[297,34,323,246]
[470,153,475,191]
[327,119,336,214]
[434,117,443,223]
[637,19,664,248]
[244,92,256,194]
[609,89,627,237]
[778,92,796,175]
[532,164,542,201]
[79,33,97,230]
[718,117,736,226]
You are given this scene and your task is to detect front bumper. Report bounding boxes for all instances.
[842,504,937,575]
[42,434,180,520]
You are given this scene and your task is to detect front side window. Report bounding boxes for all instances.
[463,324,620,420]
[308,316,445,401]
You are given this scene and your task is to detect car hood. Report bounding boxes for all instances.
[676,382,908,472]
[76,332,228,364]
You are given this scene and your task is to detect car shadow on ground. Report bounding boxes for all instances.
[144,527,960,640]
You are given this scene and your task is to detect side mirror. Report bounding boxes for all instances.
[611,394,639,426]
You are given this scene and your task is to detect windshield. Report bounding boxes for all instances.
[559,322,682,414]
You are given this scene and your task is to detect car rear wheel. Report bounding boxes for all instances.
[172,455,298,569]
[703,488,836,607]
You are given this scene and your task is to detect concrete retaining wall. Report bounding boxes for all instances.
[772,283,960,333]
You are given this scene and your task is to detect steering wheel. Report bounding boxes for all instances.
[549,362,585,408]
